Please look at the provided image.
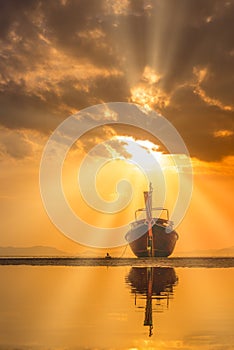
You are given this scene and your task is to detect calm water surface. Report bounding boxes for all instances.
[0,265,233,350]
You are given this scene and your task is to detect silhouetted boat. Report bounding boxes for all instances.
[125,183,178,257]
[127,267,177,295]
[126,267,178,336]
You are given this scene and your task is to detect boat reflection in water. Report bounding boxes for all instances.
[126,267,178,337]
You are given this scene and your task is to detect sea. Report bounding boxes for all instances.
[0,257,233,350]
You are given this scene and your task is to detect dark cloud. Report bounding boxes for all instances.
[0,0,37,40]
[0,73,130,133]
[90,75,130,104]
[143,0,234,95]
[77,123,168,157]
[40,0,120,68]
[162,85,234,161]
[0,126,33,159]
[0,0,233,161]
[0,81,65,133]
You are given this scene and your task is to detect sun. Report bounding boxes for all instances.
[113,135,163,170]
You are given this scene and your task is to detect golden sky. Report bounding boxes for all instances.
[0,0,234,255]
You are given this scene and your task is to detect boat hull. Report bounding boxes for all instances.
[127,267,178,295]
[125,220,178,257]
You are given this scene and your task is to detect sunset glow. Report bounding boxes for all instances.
[0,3,234,349]
[0,0,233,256]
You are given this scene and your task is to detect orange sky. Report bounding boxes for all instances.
[0,0,234,255]
[0,132,233,255]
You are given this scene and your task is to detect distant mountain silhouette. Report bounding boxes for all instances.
[1,245,233,258]
[175,246,234,257]
[0,246,67,257]
[216,246,234,256]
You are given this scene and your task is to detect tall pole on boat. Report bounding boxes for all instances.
[144,267,153,336]
[144,183,153,257]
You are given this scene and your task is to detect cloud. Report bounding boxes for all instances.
[213,129,234,138]
[192,155,234,175]
[163,84,234,161]
[0,83,64,132]
[0,0,233,161]
[0,126,43,159]
[130,66,170,109]
[87,138,132,159]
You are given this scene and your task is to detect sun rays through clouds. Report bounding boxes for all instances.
[0,0,233,253]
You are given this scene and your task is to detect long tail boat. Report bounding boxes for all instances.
[125,183,178,257]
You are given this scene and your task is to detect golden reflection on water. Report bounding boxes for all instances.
[0,265,233,350]
[126,267,178,337]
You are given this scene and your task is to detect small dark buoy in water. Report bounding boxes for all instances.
[105,252,111,259]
